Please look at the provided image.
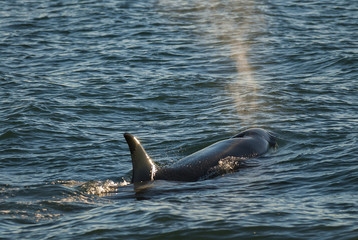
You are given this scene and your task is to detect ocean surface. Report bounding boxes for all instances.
[1,0,357,239]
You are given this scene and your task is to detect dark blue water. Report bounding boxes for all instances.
[1,0,357,239]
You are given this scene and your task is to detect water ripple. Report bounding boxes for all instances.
[1,0,357,239]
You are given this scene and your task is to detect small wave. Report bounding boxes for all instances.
[79,179,129,196]
[52,179,130,197]
[202,156,245,180]
[42,180,129,208]
[0,208,61,223]
[0,129,18,140]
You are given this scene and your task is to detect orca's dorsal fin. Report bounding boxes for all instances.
[124,133,157,183]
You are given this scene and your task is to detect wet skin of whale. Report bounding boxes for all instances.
[124,128,276,183]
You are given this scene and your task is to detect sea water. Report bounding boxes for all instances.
[1,0,357,239]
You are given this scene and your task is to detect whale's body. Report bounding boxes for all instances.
[124,128,276,183]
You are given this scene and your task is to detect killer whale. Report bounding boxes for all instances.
[124,128,276,183]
